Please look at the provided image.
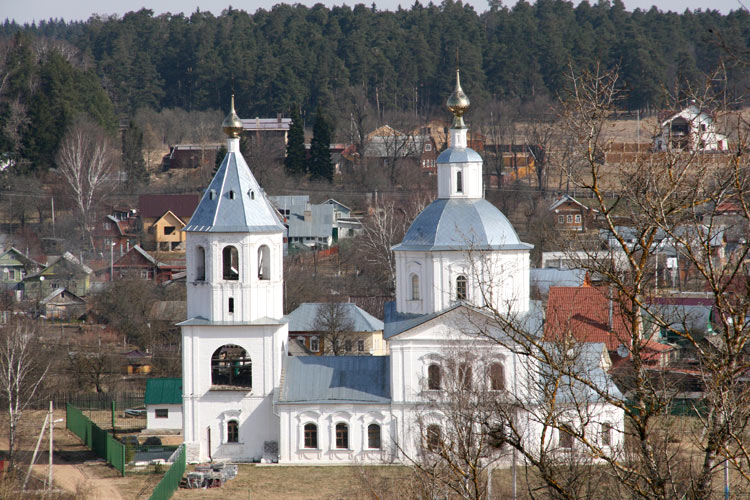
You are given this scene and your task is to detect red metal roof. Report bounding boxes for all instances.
[544,286,631,351]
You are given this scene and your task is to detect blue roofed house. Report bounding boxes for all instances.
[179,77,624,465]
[285,302,386,355]
[145,378,183,432]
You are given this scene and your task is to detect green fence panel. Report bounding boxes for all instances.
[107,433,126,476]
[65,404,125,477]
[148,445,186,500]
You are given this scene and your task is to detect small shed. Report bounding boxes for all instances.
[145,378,183,431]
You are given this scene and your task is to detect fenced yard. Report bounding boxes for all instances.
[33,392,147,432]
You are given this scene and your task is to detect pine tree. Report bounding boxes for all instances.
[214,144,227,175]
[122,120,148,191]
[308,107,333,182]
[284,106,306,177]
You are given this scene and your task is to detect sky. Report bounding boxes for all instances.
[2,0,745,25]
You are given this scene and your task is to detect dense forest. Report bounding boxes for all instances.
[1,0,749,172]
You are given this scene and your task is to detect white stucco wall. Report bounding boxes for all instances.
[277,404,396,464]
[182,322,288,462]
[146,404,183,431]
[186,231,284,323]
[394,249,530,316]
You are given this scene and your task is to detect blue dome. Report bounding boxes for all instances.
[437,147,482,164]
[393,199,532,252]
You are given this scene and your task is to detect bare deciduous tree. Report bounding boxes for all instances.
[0,318,50,471]
[313,301,356,355]
[56,118,117,248]
[360,194,432,293]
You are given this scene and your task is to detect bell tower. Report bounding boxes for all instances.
[181,95,288,463]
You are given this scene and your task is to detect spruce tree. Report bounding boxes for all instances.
[308,107,333,182]
[122,120,148,191]
[214,144,227,175]
[284,106,306,177]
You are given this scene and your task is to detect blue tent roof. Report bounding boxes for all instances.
[278,356,391,404]
[185,146,284,233]
[393,198,532,252]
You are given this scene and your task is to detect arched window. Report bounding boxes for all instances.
[222,246,239,280]
[227,420,239,443]
[304,423,318,448]
[410,274,420,300]
[459,362,472,390]
[211,344,252,388]
[426,425,441,452]
[368,424,381,449]
[490,362,505,391]
[195,246,206,281]
[456,170,463,193]
[335,423,349,449]
[258,245,270,280]
[456,275,467,300]
[428,364,441,390]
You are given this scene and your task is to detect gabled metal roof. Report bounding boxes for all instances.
[392,198,532,252]
[184,147,284,233]
[145,378,183,405]
[277,356,391,404]
[285,302,384,333]
[437,146,482,163]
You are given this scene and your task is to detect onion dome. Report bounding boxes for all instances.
[446,68,470,129]
[222,94,243,138]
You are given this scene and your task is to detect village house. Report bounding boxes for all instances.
[549,194,595,232]
[91,214,138,257]
[653,102,729,152]
[0,247,42,295]
[162,143,223,170]
[138,194,200,252]
[39,287,86,321]
[95,245,185,282]
[23,252,93,300]
[285,302,387,356]
[145,378,183,432]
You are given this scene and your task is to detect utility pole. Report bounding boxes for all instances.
[48,401,53,490]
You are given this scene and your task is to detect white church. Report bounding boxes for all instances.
[179,72,625,464]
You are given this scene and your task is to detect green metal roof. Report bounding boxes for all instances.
[144,378,182,405]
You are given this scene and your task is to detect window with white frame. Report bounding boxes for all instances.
[310,336,319,352]
[357,339,365,352]
[428,364,441,390]
[335,422,349,449]
[410,274,420,300]
[575,214,581,223]
[304,423,318,448]
[227,420,239,443]
[456,275,468,300]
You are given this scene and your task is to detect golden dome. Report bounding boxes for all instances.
[447,68,470,129]
[222,94,243,138]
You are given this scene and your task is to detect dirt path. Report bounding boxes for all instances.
[31,461,125,500]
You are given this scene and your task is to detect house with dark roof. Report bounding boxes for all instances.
[138,194,200,252]
[145,378,183,431]
[0,247,42,294]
